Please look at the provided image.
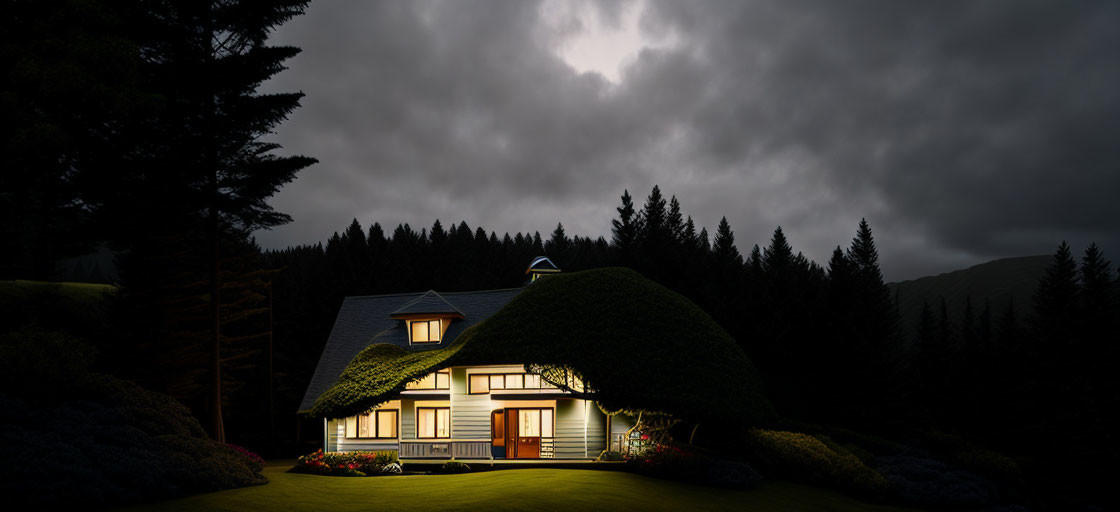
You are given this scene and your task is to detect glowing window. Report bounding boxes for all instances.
[469,374,489,394]
[376,410,398,438]
[411,319,442,343]
[417,407,451,439]
[519,409,540,437]
[406,369,451,390]
[344,409,399,439]
[542,409,554,437]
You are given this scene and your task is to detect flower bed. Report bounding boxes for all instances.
[291,450,400,476]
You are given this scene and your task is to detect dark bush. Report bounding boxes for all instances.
[0,329,266,505]
[438,460,471,473]
[743,429,887,496]
[875,455,998,507]
[633,444,761,489]
[596,450,626,461]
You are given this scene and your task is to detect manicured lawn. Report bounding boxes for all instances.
[128,464,914,511]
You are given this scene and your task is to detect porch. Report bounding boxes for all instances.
[398,437,556,460]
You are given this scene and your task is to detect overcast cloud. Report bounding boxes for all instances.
[257,0,1120,281]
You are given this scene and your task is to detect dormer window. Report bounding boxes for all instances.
[410,319,443,344]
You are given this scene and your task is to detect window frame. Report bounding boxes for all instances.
[416,407,452,439]
[343,409,400,440]
[409,319,443,344]
[405,368,451,391]
[467,372,555,394]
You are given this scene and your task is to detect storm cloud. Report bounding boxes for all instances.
[258,0,1120,280]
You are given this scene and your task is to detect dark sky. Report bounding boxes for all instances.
[258,0,1120,281]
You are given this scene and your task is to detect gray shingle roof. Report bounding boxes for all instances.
[389,290,464,317]
[298,287,524,412]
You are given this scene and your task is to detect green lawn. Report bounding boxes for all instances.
[128,464,914,511]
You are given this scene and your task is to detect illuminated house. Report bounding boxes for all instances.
[298,257,635,460]
[299,258,771,462]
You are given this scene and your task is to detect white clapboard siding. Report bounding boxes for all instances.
[451,368,491,440]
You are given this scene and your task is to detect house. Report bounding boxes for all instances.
[299,258,772,463]
[298,257,636,461]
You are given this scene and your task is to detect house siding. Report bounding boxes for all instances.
[451,368,490,440]
[555,398,606,458]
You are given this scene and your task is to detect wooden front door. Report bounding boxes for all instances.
[505,408,546,459]
[504,408,518,458]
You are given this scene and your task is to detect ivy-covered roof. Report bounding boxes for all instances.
[297,288,523,413]
[307,267,774,425]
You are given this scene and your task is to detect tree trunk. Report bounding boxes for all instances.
[209,202,224,443]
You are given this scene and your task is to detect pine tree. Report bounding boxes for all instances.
[135,0,316,442]
[712,217,743,267]
[698,228,711,254]
[1032,242,1080,351]
[545,223,572,266]
[667,196,684,243]
[611,190,640,265]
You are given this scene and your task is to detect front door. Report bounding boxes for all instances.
[504,408,551,459]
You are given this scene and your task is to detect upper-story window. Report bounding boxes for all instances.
[468,372,558,394]
[405,369,451,390]
[410,319,443,343]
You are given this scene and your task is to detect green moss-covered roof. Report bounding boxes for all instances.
[308,268,774,424]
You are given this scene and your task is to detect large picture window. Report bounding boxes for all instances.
[417,407,451,439]
[406,369,451,390]
[410,319,442,343]
[344,409,399,439]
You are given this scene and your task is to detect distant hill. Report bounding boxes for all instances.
[888,255,1051,339]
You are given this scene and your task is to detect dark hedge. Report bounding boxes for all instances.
[310,267,773,425]
[0,329,266,505]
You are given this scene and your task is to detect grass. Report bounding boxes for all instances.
[127,464,915,512]
[0,279,116,302]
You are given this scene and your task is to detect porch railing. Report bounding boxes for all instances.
[400,440,491,459]
[540,437,555,459]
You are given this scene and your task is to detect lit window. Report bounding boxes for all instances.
[542,409,553,437]
[524,374,540,389]
[344,409,399,439]
[411,319,442,343]
[469,374,489,394]
[417,407,451,439]
[519,409,540,436]
[406,369,451,390]
[489,374,505,390]
[505,374,524,389]
[376,410,397,438]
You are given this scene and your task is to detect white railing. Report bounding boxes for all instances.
[540,437,555,459]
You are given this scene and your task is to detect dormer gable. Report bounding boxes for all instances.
[390,290,464,346]
[389,290,465,319]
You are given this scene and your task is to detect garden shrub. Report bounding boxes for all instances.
[226,444,266,474]
[744,429,888,496]
[633,444,761,489]
[596,450,626,461]
[875,455,998,507]
[291,450,400,476]
[0,329,267,505]
[439,461,471,473]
